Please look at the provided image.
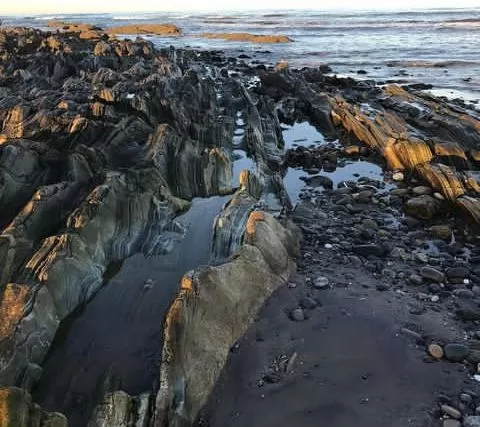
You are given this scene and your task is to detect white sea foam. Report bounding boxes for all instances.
[35,16,66,20]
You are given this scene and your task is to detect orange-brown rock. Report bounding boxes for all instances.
[328,89,480,223]
[201,32,292,43]
[415,163,465,201]
[47,21,103,40]
[106,24,182,36]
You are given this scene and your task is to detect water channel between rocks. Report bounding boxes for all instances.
[32,117,390,426]
[33,195,229,427]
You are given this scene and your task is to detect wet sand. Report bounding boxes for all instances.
[197,250,474,427]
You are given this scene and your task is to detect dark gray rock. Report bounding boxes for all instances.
[305,175,333,189]
[446,266,470,279]
[419,266,445,283]
[444,343,469,362]
[353,244,385,258]
[456,308,480,321]
[290,308,306,322]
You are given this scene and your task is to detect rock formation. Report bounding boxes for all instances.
[1,22,480,427]
[201,33,292,43]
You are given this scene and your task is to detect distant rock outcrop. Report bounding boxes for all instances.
[107,24,183,36]
[201,32,292,43]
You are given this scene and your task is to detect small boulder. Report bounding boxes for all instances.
[430,225,452,240]
[419,266,445,283]
[305,175,333,190]
[444,343,469,362]
[441,404,462,420]
[427,343,444,359]
[405,195,442,220]
[413,186,432,196]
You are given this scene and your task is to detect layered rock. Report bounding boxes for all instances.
[328,86,480,222]
[0,28,241,394]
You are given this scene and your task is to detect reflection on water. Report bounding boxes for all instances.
[285,161,386,202]
[33,196,229,427]
[282,121,325,149]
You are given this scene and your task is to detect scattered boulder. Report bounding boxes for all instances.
[444,343,469,362]
[419,266,445,283]
[404,195,442,220]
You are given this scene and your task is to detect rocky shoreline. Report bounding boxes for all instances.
[0,24,480,427]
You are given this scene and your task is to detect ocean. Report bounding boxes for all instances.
[1,8,480,102]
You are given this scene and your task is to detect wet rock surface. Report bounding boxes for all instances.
[0,25,480,427]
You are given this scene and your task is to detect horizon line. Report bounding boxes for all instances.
[1,5,480,16]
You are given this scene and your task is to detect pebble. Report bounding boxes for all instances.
[434,192,445,200]
[413,186,432,195]
[362,219,378,230]
[430,225,452,240]
[460,393,473,405]
[428,343,444,359]
[392,171,404,181]
[441,404,462,419]
[290,308,306,322]
[408,274,423,286]
[443,420,461,427]
[324,243,333,249]
[444,343,469,362]
[420,266,445,283]
[431,295,440,303]
[313,276,330,289]
[446,266,470,280]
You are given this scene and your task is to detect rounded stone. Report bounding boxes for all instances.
[392,171,404,181]
[420,266,445,283]
[441,404,462,420]
[428,343,444,359]
[444,343,469,362]
[314,276,330,289]
[290,308,306,322]
[443,420,461,427]
[460,393,473,405]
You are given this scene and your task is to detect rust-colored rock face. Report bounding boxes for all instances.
[329,84,480,223]
[201,32,292,43]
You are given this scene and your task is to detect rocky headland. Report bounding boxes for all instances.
[0,23,479,427]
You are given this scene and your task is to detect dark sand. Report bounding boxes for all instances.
[197,242,475,427]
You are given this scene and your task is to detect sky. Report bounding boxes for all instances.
[0,0,479,14]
